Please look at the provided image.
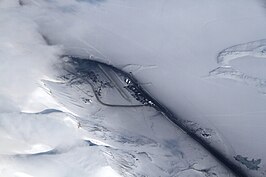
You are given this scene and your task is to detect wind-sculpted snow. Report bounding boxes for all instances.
[209,39,266,94]
[216,39,266,65]
[209,66,266,94]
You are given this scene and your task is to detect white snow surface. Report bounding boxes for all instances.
[1,0,266,176]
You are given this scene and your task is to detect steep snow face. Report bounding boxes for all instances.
[1,0,266,176]
[0,2,62,110]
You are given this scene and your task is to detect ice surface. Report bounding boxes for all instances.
[1,0,266,176]
[0,57,236,177]
[40,57,236,177]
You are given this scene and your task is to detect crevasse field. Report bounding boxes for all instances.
[1,0,266,177]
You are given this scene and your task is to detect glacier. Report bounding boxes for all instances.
[1,0,266,176]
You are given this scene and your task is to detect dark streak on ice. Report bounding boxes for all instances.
[76,0,106,4]
[18,0,24,6]
[37,109,63,114]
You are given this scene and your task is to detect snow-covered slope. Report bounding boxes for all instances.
[0,56,237,177]
[1,0,266,176]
